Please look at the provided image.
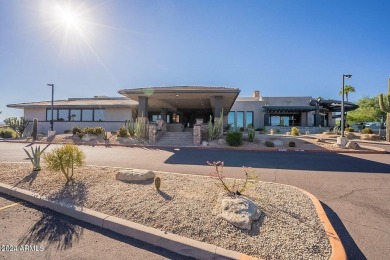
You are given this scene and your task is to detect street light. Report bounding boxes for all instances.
[341,74,352,137]
[47,84,54,131]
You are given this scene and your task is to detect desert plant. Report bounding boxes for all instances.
[4,117,29,136]
[102,129,109,140]
[345,127,354,132]
[288,141,296,147]
[154,176,161,191]
[43,144,86,183]
[94,126,105,135]
[379,80,390,141]
[23,146,42,171]
[207,161,257,196]
[276,129,281,134]
[270,129,274,135]
[226,131,243,146]
[72,126,82,136]
[361,128,373,134]
[32,118,38,140]
[264,140,275,147]
[291,127,300,136]
[0,129,14,138]
[208,110,224,141]
[247,127,255,142]
[126,119,136,137]
[239,127,244,132]
[117,126,128,137]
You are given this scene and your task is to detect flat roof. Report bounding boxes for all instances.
[7,97,137,109]
[118,86,240,112]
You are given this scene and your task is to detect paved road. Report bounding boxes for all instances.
[0,193,191,260]
[1,142,390,260]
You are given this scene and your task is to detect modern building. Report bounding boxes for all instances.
[7,86,358,136]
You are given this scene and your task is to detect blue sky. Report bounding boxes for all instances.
[1,0,389,121]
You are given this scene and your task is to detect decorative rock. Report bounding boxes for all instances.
[273,140,283,146]
[218,139,226,145]
[82,134,97,141]
[346,141,360,150]
[345,132,356,139]
[116,169,155,182]
[202,141,209,146]
[220,196,261,230]
[316,138,325,143]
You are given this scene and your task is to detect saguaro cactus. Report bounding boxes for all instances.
[32,118,38,140]
[378,78,390,142]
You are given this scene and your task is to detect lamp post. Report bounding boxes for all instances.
[341,74,352,137]
[47,84,54,131]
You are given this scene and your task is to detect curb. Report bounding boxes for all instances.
[297,188,347,260]
[1,139,387,154]
[0,182,254,260]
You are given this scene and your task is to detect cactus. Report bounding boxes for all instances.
[378,78,390,142]
[154,176,161,191]
[32,118,38,140]
[23,146,42,171]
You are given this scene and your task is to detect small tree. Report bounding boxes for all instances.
[4,117,29,136]
[43,144,86,183]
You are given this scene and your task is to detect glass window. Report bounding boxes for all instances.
[246,111,253,128]
[94,109,105,121]
[237,112,244,129]
[82,109,93,121]
[228,112,235,128]
[46,109,58,121]
[58,109,69,121]
[70,109,81,121]
[271,116,280,126]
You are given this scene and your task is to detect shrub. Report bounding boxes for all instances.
[291,127,300,136]
[264,140,274,147]
[345,127,354,132]
[270,129,274,135]
[72,126,82,136]
[94,126,105,135]
[208,110,224,141]
[276,129,281,134]
[247,128,255,142]
[117,126,128,137]
[23,146,42,171]
[239,127,244,132]
[288,141,296,147]
[361,128,373,134]
[207,161,257,196]
[4,117,29,136]
[43,144,86,183]
[0,129,14,138]
[226,131,243,146]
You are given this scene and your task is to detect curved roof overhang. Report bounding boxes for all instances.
[118,86,240,113]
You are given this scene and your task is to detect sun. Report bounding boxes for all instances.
[54,3,85,31]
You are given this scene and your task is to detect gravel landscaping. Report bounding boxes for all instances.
[0,162,332,259]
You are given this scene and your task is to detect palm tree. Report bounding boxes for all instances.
[339,85,356,102]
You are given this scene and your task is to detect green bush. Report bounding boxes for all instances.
[264,140,275,147]
[226,131,243,146]
[247,128,255,142]
[288,141,296,147]
[344,127,354,132]
[291,127,300,136]
[361,128,373,134]
[72,126,82,136]
[43,144,85,183]
[0,129,15,138]
[94,126,105,135]
[117,126,128,137]
[276,129,281,134]
[239,127,244,132]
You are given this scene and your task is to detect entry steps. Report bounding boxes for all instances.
[155,132,193,146]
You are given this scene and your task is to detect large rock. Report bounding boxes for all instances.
[82,134,97,142]
[218,139,226,145]
[202,141,209,146]
[116,169,155,182]
[346,141,360,150]
[220,196,261,230]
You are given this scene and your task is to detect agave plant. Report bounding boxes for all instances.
[23,146,42,171]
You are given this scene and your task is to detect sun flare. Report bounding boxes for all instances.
[54,3,85,31]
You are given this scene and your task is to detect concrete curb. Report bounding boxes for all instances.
[1,139,387,154]
[0,182,254,260]
[297,188,347,260]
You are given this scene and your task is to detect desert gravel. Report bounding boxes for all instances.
[0,162,331,259]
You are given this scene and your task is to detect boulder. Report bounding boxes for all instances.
[82,134,97,142]
[218,139,226,145]
[116,169,155,182]
[220,196,261,230]
[202,141,209,146]
[346,141,360,150]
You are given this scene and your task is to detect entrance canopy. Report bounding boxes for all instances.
[118,86,240,116]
